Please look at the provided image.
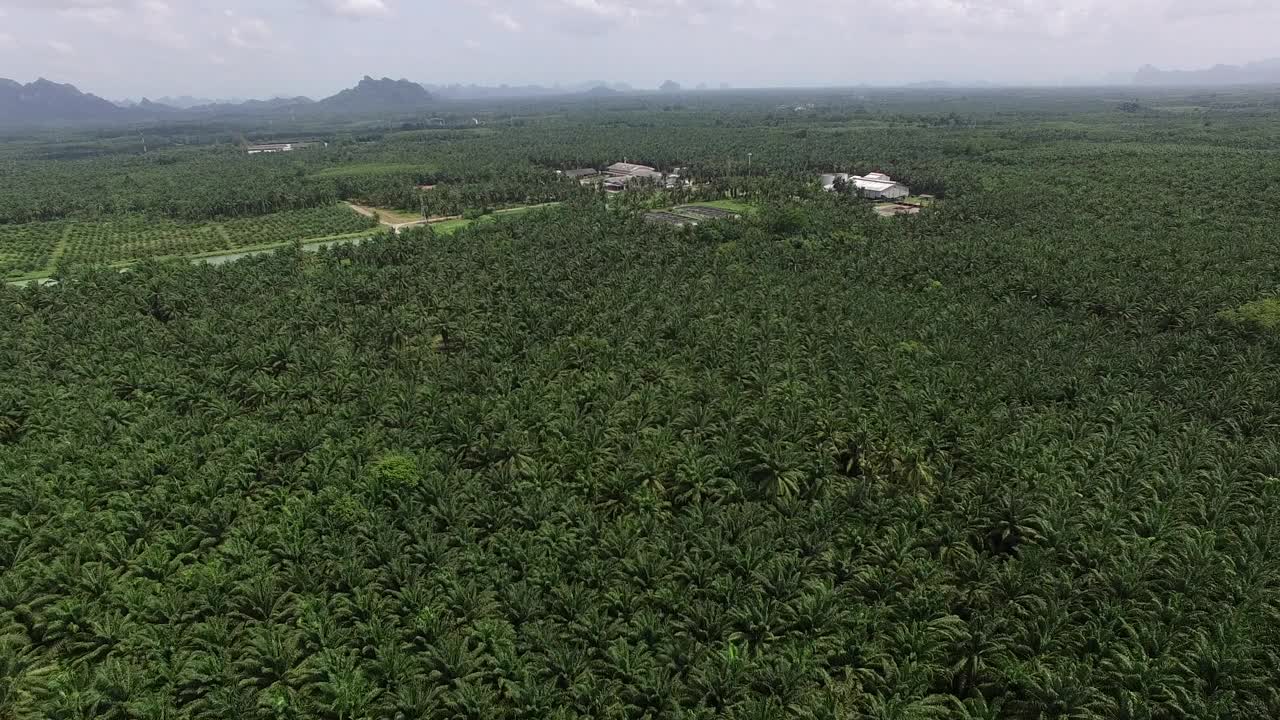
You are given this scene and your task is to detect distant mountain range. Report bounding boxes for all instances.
[0,75,667,127]
[0,78,124,125]
[119,95,239,109]
[421,81,634,100]
[187,96,316,114]
[1134,59,1280,86]
[0,76,437,127]
[583,85,622,98]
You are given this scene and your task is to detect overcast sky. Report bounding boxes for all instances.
[0,0,1278,99]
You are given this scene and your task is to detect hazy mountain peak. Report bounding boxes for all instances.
[314,76,434,113]
[1135,58,1280,86]
[0,77,123,125]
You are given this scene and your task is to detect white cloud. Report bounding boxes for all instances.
[491,10,521,31]
[48,39,76,55]
[314,0,391,18]
[0,32,15,50]
[41,0,189,48]
[140,0,172,16]
[137,0,190,50]
[557,0,626,16]
[227,15,272,49]
[57,6,122,23]
[534,0,1276,39]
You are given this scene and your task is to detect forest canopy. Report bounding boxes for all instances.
[3,87,1280,718]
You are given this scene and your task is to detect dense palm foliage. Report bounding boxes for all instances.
[4,88,1280,718]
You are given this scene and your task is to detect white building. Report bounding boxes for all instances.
[853,172,910,200]
[822,171,910,200]
[247,141,319,155]
[604,162,665,192]
[247,143,295,155]
[606,162,664,181]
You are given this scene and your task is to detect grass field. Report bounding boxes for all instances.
[431,202,559,235]
[697,199,758,214]
[430,218,474,235]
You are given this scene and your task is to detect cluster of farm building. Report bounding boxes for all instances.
[560,162,925,218]
[560,163,913,201]
[559,163,690,192]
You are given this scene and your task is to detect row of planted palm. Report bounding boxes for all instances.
[5,182,1280,718]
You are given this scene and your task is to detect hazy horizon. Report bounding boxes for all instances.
[1,0,1278,100]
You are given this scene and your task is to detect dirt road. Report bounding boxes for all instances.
[345,203,460,234]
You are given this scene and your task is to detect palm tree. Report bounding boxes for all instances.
[0,635,57,720]
[309,650,382,720]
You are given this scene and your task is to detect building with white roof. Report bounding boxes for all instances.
[606,162,664,180]
[603,162,665,192]
[821,171,910,200]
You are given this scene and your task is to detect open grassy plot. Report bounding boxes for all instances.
[697,199,758,214]
[429,217,474,235]
[430,202,559,235]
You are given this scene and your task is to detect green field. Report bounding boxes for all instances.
[1,204,377,279]
[430,202,559,235]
